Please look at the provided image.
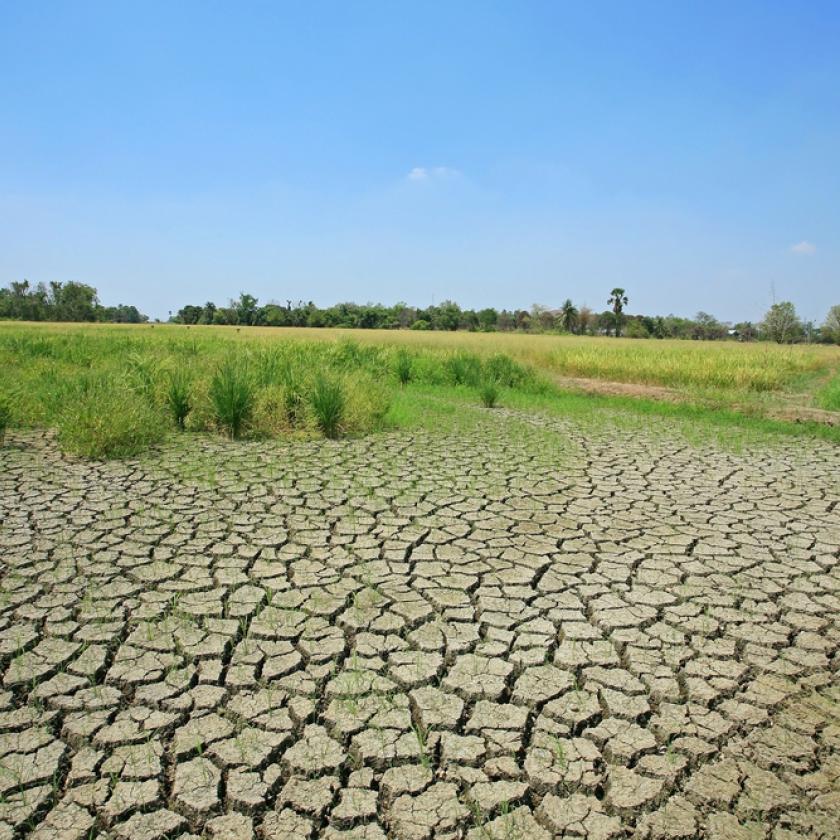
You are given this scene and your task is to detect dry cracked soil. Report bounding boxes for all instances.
[0,408,838,840]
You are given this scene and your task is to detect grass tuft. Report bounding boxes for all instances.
[281,365,307,427]
[209,359,254,438]
[394,348,413,385]
[164,369,192,430]
[479,380,499,408]
[446,351,483,387]
[310,375,346,438]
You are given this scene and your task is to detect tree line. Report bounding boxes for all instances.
[0,280,147,323]
[2,279,839,343]
[172,288,840,344]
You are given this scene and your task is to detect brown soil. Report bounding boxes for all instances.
[552,375,839,426]
[552,375,682,401]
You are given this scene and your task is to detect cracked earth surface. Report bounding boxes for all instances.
[0,409,839,839]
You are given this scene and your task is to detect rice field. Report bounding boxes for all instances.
[5,321,839,386]
[157,325,838,393]
[0,322,837,459]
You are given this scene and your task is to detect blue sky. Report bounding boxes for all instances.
[1,1,838,322]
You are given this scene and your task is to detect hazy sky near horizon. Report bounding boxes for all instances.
[1,1,838,322]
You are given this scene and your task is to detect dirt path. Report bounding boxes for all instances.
[552,374,839,426]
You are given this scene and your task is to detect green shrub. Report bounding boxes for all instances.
[164,369,192,430]
[310,375,346,438]
[0,396,10,446]
[209,359,254,438]
[446,352,482,387]
[394,349,413,385]
[484,353,531,388]
[57,381,164,459]
[479,380,499,408]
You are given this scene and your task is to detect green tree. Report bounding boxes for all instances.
[760,301,802,344]
[477,308,498,331]
[392,303,416,329]
[733,321,757,341]
[432,300,461,331]
[608,288,629,336]
[213,306,238,325]
[200,302,217,324]
[176,304,203,324]
[49,281,99,321]
[693,311,725,340]
[625,318,649,338]
[822,305,840,344]
[0,280,48,320]
[530,303,555,331]
[560,299,578,333]
[235,293,259,326]
[577,305,593,335]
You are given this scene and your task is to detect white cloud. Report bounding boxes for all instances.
[790,240,816,255]
[406,165,460,182]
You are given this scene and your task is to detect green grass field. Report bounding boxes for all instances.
[0,321,837,458]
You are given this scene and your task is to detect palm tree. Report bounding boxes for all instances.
[608,288,629,337]
[560,299,578,333]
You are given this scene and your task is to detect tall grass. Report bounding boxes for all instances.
[0,395,9,446]
[394,348,413,385]
[126,352,159,399]
[165,369,192,430]
[280,364,306,427]
[57,378,165,458]
[310,375,345,438]
[209,359,254,438]
[479,380,499,408]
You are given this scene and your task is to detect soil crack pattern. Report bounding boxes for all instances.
[0,414,838,839]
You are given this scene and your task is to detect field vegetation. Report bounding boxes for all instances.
[0,323,538,458]
[0,322,837,459]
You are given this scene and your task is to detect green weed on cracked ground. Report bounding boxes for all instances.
[310,374,346,438]
[479,380,499,408]
[164,368,192,430]
[209,359,254,439]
